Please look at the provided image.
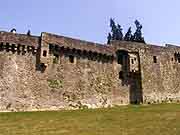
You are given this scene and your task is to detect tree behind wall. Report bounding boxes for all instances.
[133,20,145,43]
[107,19,145,44]
[124,27,132,41]
[107,33,112,44]
[110,18,117,40]
[108,18,124,44]
[116,24,123,40]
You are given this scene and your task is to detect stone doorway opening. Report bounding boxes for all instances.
[116,50,143,104]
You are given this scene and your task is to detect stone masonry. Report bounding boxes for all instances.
[0,31,179,111]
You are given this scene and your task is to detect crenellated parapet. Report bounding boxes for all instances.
[0,42,37,55]
[0,31,39,55]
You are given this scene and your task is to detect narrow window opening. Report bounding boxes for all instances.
[6,43,10,52]
[131,59,134,64]
[0,42,3,51]
[12,44,16,53]
[55,45,59,52]
[178,58,180,63]
[171,58,174,61]
[153,56,157,63]
[49,44,53,54]
[118,54,123,64]
[69,55,74,63]
[77,50,81,57]
[119,71,124,79]
[43,50,47,57]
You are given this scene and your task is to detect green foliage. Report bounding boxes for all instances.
[133,20,145,43]
[53,56,59,64]
[27,30,31,36]
[116,24,123,40]
[107,33,112,44]
[69,101,88,109]
[107,18,145,44]
[124,27,132,41]
[108,18,123,44]
[47,79,63,89]
[110,18,117,40]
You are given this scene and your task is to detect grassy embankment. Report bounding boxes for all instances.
[0,104,179,135]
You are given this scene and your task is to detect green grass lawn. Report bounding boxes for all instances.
[0,104,180,135]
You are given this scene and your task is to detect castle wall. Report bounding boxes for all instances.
[0,51,40,111]
[38,33,131,110]
[140,46,180,103]
[113,41,180,104]
[0,49,130,112]
[43,53,130,110]
[0,32,131,111]
[1,31,180,112]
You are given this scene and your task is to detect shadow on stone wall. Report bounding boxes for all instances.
[116,50,143,104]
[35,39,47,73]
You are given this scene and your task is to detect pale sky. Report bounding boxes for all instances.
[1,0,180,45]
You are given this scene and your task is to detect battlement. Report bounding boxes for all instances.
[42,32,114,55]
[0,31,39,55]
[1,30,180,69]
[1,31,180,59]
[0,31,39,48]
